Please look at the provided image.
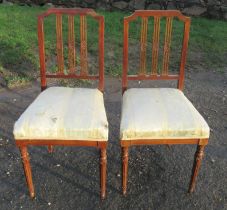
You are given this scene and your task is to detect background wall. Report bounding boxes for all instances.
[1,0,227,19]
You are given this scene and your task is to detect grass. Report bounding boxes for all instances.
[0,5,226,88]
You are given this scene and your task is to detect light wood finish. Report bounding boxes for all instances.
[121,10,208,195]
[17,8,107,200]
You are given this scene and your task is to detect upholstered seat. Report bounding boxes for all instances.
[120,88,209,140]
[14,87,108,141]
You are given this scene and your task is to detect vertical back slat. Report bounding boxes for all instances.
[151,17,160,75]
[80,15,88,75]
[68,15,76,74]
[162,17,173,75]
[178,19,190,90]
[38,17,47,91]
[56,14,64,74]
[122,18,129,93]
[139,17,148,75]
[98,16,105,92]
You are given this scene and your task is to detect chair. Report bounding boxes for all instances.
[14,8,108,199]
[120,10,209,195]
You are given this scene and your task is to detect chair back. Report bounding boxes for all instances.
[38,8,104,91]
[122,10,190,92]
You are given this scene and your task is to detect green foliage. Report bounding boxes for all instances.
[0,5,226,88]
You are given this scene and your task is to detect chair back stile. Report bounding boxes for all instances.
[37,8,105,92]
[122,10,190,93]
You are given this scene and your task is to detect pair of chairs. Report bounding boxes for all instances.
[13,8,210,200]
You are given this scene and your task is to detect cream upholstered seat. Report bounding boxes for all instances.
[120,88,209,140]
[14,87,108,141]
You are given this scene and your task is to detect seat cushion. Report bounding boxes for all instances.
[120,88,210,140]
[14,87,108,141]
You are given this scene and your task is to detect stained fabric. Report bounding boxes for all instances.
[120,88,209,140]
[14,87,108,141]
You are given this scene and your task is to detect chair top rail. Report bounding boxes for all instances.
[124,10,190,22]
[38,8,103,21]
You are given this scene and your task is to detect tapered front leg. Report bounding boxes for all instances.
[122,146,129,195]
[188,145,205,193]
[48,145,54,153]
[100,148,107,199]
[19,146,35,198]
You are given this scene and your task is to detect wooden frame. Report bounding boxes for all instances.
[37,8,105,92]
[121,10,209,195]
[122,10,190,93]
[16,8,107,200]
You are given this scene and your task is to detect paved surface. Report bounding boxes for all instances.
[0,72,227,210]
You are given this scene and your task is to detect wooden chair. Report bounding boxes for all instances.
[14,8,108,199]
[120,10,209,195]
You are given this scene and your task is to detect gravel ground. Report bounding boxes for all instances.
[0,71,227,210]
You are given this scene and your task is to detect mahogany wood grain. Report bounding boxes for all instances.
[178,19,190,90]
[188,144,205,193]
[139,17,148,75]
[37,8,105,92]
[122,147,129,195]
[17,8,107,200]
[162,17,173,75]
[80,15,88,75]
[122,10,191,93]
[19,146,35,198]
[121,138,208,147]
[45,74,99,79]
[16,139,107,199]
[100,148,107,199]
[151,17,160,75]
[121,10,207,195]
[98,16,105,92]
[127,74,179,81]
[48,145,54,153]
[37,16,47,91]
[68,15,76,73]
[16,140,107,148]
[56,14,64,74]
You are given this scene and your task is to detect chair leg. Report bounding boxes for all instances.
[188,144,205,193]
[100,148,107,199]
[122,146,129,195]
[167,144,172,150]
[19,146,35,198]
[48,145,54,153]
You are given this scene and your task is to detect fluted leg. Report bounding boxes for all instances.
[188,145,205,193]
[122,147,129,195]
[100,148,107,199]
[19,146,35,198]
[48,145,53,153]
